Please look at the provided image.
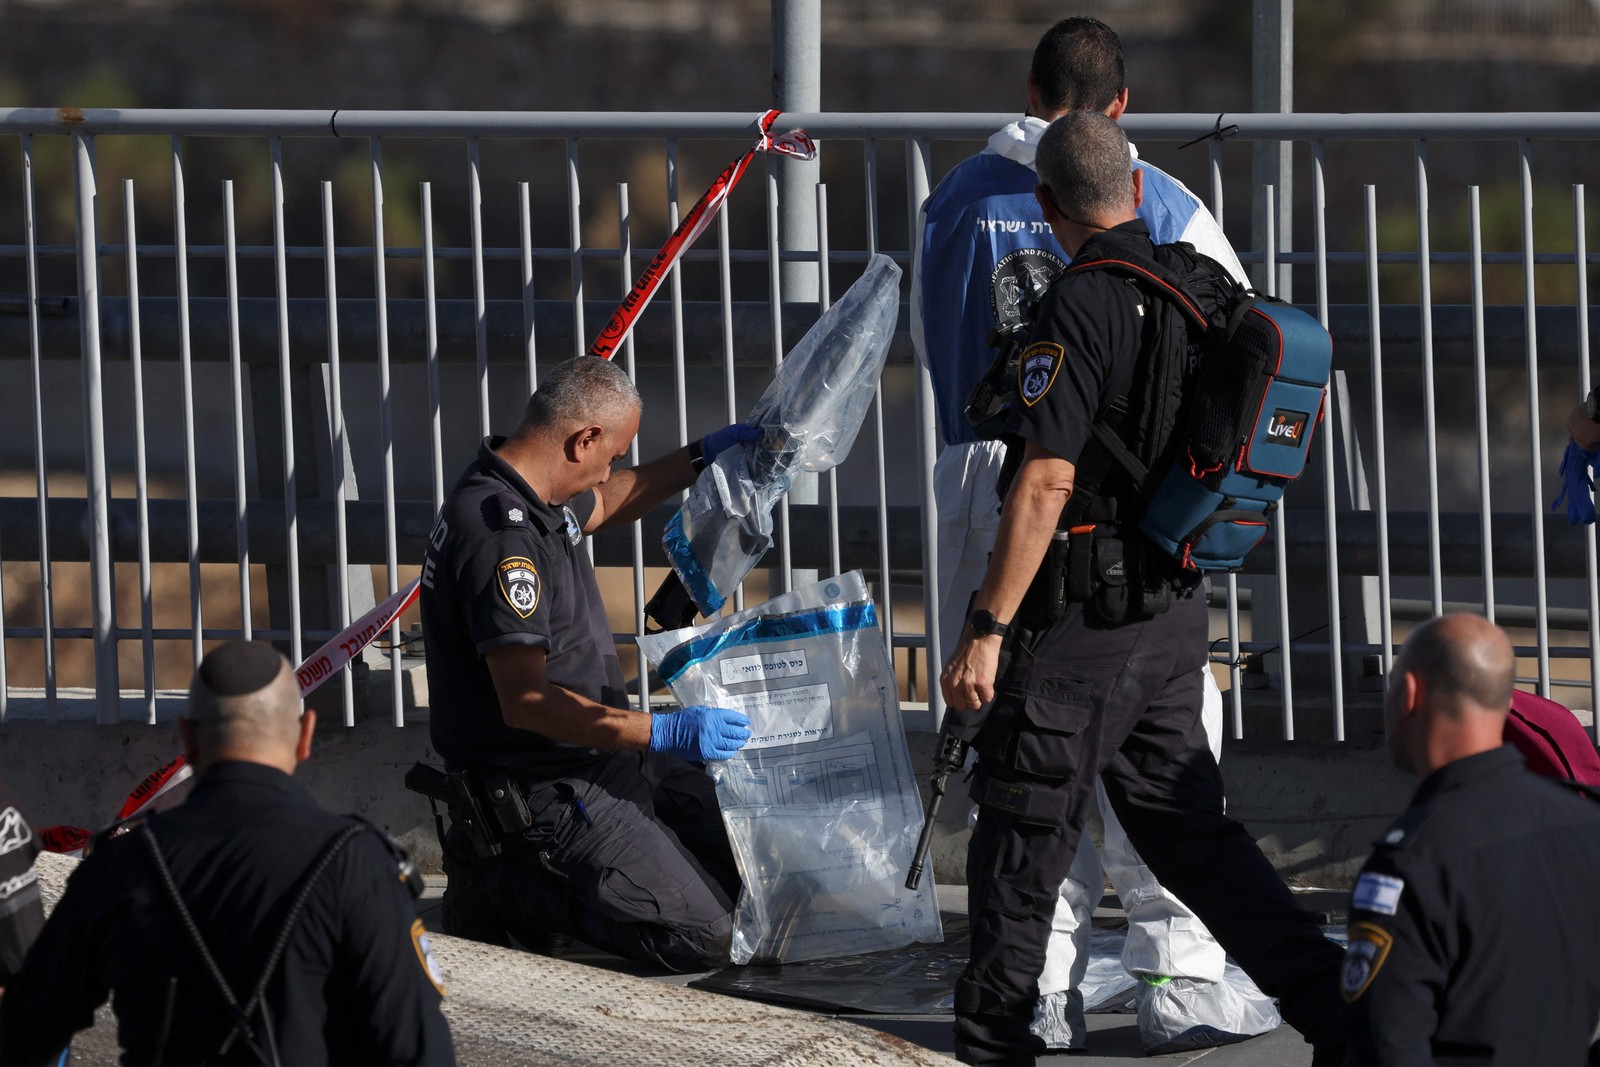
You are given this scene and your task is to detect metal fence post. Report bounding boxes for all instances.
[906,134,943,728]
[71,130,120,723]
[774,0,822,594]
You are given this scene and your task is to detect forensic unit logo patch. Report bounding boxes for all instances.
[562,505,583,547]
[990,246,1066,326]
[1341,921,1394,1002]
[497,557,541,619]
[1018,342,1064,407]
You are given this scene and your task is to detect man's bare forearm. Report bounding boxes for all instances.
[972,447,1075,624]
[501,681,653,750]
[591,446,696,532]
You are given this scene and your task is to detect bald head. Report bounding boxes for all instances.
[183,642,308,772]
[1398,614,1515,717]
[1385,614,1515,776]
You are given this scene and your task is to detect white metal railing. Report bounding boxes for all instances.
[0,109,1597,741]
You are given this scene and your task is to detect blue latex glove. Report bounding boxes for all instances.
[1552,440,1600,526]
[700,423,762,465]
[649,705,753,762]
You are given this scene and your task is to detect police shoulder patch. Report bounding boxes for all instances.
[1341,920,1394,1002]
[497,556,541,619]
[410,917,447,996]
[1018,341,1065,407]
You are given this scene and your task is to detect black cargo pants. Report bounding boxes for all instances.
[954,593,1343,1064]
[473,750,741,972]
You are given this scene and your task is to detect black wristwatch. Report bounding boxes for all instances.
[1586,385,1600,423]
[968,609,1011,638]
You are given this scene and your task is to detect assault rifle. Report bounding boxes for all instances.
[905,626,1019,891]
[905,718,973,891]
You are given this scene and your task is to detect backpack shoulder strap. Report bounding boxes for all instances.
[139,819,366,1066]
[1064,241,1214,332]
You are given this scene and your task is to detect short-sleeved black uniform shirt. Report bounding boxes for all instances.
[1343,745,1600,1064]
[1000,219,1155,466]
[423,436,626,776]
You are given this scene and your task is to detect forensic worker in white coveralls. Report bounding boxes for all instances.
[908,16,1278,1054]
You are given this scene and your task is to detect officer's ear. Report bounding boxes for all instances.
[294,709,317,765]
[178,717,199,767]
[566,424,605,462]
[1131,166,1144,210]
[1400,669,1426,720]
[1035,184,1058,223]
[1104,87,1130,122]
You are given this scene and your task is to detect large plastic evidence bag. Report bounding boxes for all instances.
[637,571,942,964]
[661,254,901,616]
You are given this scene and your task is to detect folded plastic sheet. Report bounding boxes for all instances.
[637,571,940,964]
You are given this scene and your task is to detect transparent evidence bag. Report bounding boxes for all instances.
[637,570,943,965]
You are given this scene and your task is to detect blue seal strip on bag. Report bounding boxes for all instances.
[656,602,880,686]
[663,510,726,614]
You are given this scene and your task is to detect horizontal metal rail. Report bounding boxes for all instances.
[0,108,1596,738]
[7,109,1600,140]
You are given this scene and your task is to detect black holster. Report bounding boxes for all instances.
[406,763,534,861]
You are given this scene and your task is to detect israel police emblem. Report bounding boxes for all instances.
[562,505,583,547]
[1018,342,1064,407]
[1340,921,1393,1002]
[497,557,541,619]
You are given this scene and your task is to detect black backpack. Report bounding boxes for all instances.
[1060,240,1332,572]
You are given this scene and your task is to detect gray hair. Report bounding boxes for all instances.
[185,641,302,759]
[523,356,642,433]
[1035,110,1135,223]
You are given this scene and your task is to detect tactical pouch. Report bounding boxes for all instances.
[1090,535,1132,624]
[1058,530,1176,626]
[478,768,534,836]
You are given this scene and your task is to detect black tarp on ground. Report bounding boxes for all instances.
[691,913,1147,1016]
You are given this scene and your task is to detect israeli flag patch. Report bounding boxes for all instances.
[1352,872,1405,916]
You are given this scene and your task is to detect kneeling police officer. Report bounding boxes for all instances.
[419,355,758,972]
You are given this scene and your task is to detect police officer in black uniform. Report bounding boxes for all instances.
[0,642,453,1066]
[1345,613,1600,1064]
[939,111,1343,1065]
[421,355,759,972]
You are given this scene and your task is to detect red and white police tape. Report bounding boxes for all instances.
[40,578,423,855]
[585,109,815,361]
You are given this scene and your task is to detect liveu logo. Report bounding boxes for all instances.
[1264,408,1308,447]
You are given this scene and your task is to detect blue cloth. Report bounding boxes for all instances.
[915,153,1212,448]
[648,704,752,763]
[1552,440,1600,525]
